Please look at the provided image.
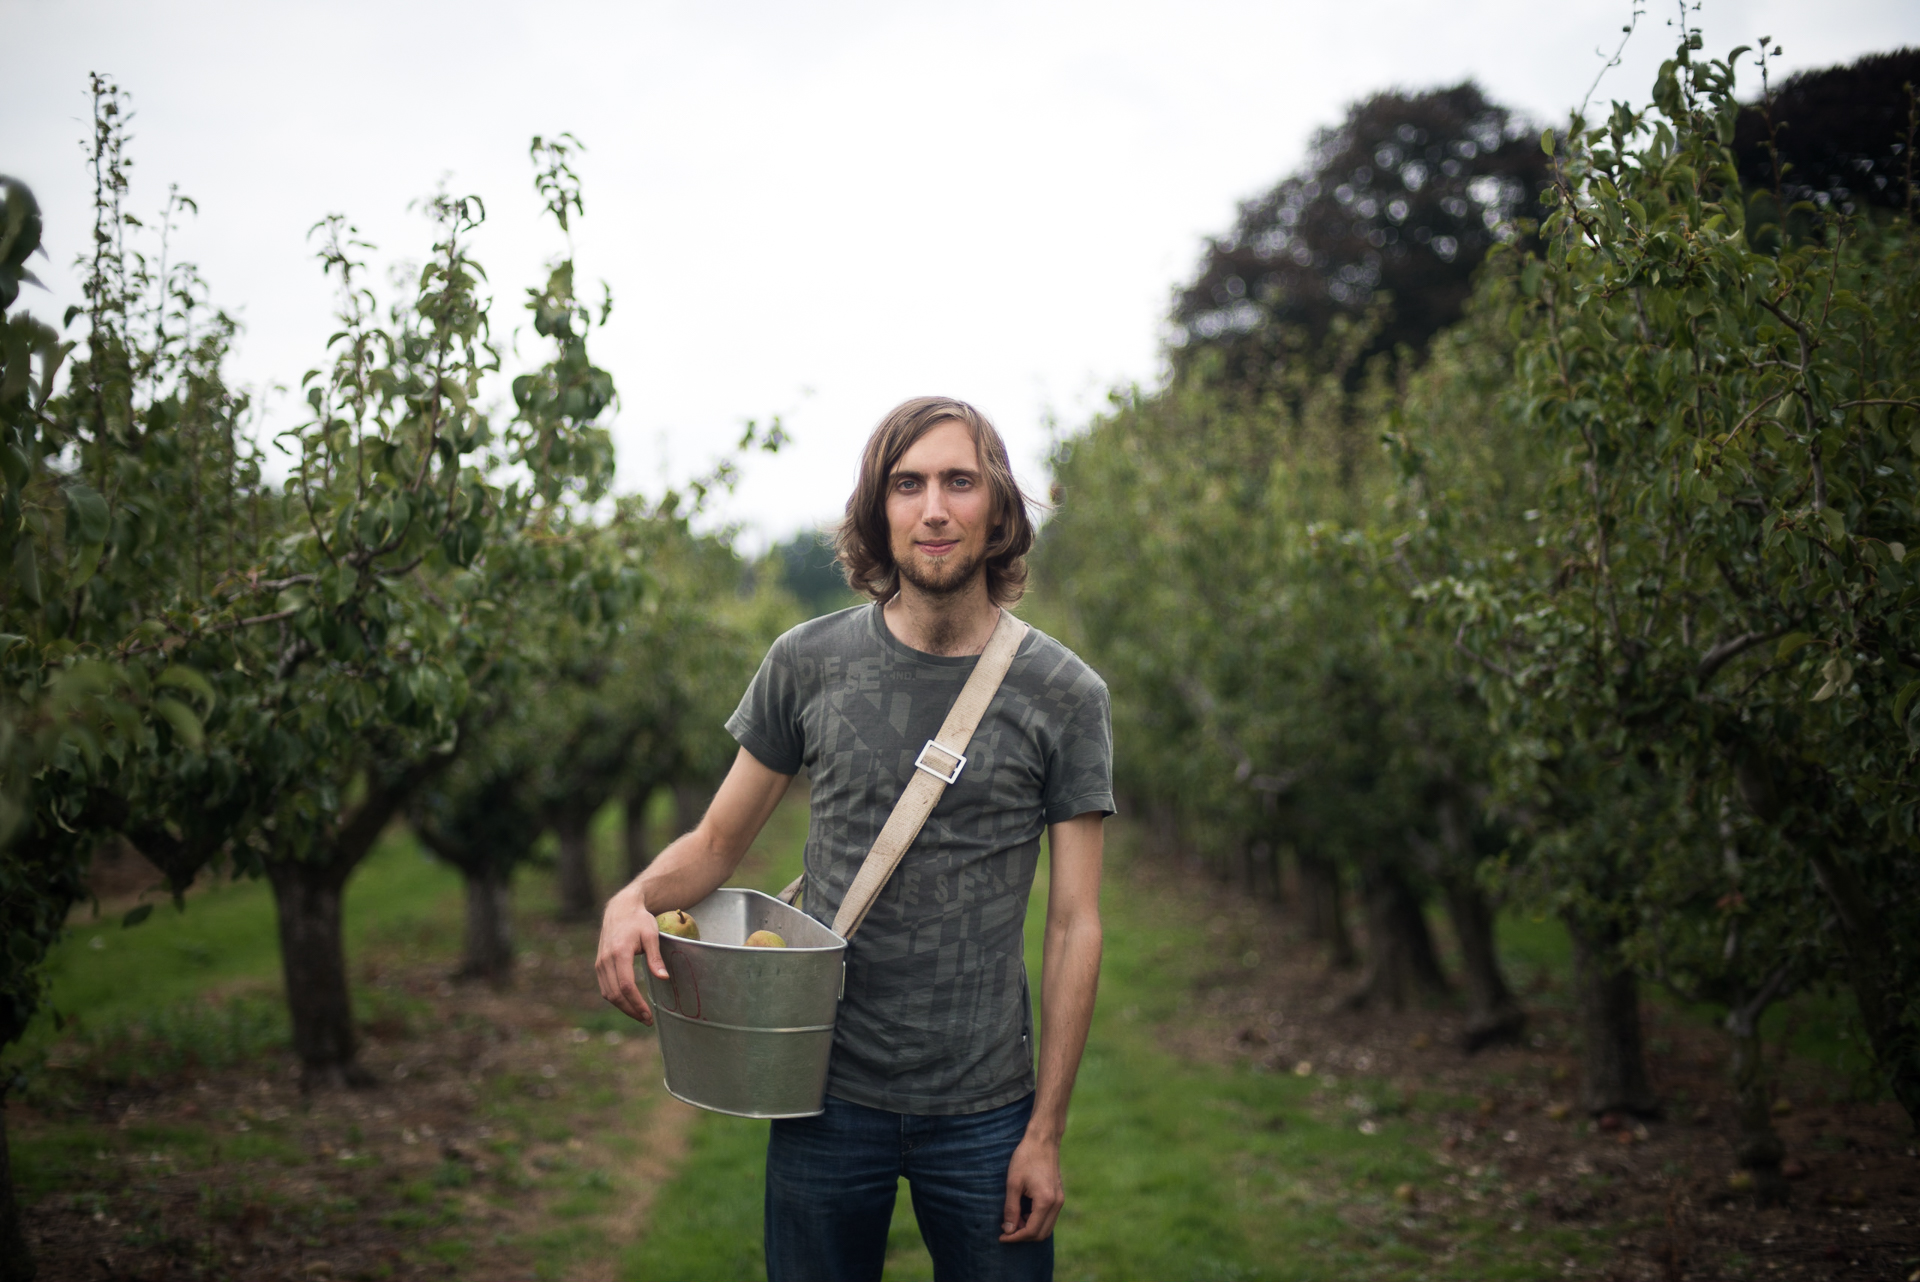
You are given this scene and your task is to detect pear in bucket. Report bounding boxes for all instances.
[656,909,699,940]
[745,929,787,948]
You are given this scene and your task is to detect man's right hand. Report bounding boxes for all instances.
[591,748,795,1026]
[596,884,667,1025]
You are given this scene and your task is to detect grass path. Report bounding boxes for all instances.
[13,799,1907,1280]
[627,824,1605,1282]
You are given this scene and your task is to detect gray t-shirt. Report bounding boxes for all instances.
[725,603,1113,1115]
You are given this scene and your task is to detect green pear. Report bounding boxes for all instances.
[656,909,699,940]
[744,929,787,948]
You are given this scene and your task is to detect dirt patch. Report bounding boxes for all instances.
[14,911,684,1282]
[84,839,172,907]
[1132,851,1920,1282]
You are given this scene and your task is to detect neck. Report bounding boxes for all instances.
[882,574,1000,657]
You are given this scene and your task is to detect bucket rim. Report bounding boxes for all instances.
[658,936,845,955]
[656,886,848,953]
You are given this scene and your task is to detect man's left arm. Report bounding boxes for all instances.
[1000,811,1104,1243]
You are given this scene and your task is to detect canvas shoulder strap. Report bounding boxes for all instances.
[775,608,1029,940]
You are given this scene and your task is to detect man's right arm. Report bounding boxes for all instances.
[594,746,794,1024]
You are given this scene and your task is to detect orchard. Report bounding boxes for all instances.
[4,30,1919,1282]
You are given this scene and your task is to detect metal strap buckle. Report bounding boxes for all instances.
[914,739,967,785]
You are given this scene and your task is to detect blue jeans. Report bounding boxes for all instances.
[764,1092,1053,1282]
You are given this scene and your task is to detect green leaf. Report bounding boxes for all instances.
[1541,128,1555,156]
[122,904,153,928]
[0,445,27,489]
[1894,679,1920,726]
[1811,656,1854,703]
[1775,631,1817,663]
[68,541,103,590]
[157,664,217,710]
[1819,507,1845,545]
[1888,542,1907,564]
[63,482,110,546]
[13,537,40,606]
[153,697,205,748]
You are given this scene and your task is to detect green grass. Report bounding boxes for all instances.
[10,798,700,1079]
[5,828,474,1206]
[17,826,465,1056]
[8,798,676,1280]
[1489,907,1881,1095]
[1488,912,1574,996]
[627,826,1607,1282]
[10,790,1870,1280]
[4,827,473,1128]
[30,782,683,1046]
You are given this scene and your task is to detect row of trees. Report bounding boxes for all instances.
[1036,38,1919,1207]
[0,86,785,1280]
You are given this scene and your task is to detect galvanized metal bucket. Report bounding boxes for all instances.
[643,887,847,1119]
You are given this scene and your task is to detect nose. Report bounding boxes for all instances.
[921,483,950,526]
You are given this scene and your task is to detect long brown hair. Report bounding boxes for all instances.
[835,396,1036,606]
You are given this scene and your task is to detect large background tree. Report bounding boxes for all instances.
[1732,45,1920,214]
[1171,83,1550,392]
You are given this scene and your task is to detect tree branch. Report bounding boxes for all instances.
[1453,623,1516,681]
[1727,961,1796,1037]
[1696,627,1787,686]
[119,607,305,657]
[1834,398,1920,413]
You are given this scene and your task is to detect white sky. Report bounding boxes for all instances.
[8,0,1917,552]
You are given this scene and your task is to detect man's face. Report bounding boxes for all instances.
[885,418,995,597]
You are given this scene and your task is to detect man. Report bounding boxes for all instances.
[595,395,1111,1282]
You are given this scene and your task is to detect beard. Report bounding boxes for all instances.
[896,542,987,598]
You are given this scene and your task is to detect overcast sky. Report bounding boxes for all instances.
[8,0,1917,551]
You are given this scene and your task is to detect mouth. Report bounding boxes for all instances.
[915,540,959,557]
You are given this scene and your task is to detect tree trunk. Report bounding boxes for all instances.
[0,1094,34,1282]
[624,786,657,881]
[1343,856,1449,1010]
[1805,847,1920,1129]
[1565,914,1660,1117]
[1728,988,1790,1206]
[266,851,371,1090]
[1440,875,1526,1051]
[672,781,710,841]
[264,757,441,1090]
[1146,804,1180,859]
[555,810,598,923]
[1297,848,1356,969]
[1738,753,1920,1131]
[458,865,514,984]
[1242,839,1284,903]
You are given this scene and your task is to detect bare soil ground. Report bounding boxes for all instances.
[15,832,1919,1281]
[15,911,695,1282]
[1144,851,1920,1282]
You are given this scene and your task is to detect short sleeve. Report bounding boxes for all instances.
[1042,676,1115,824]
[725,634,805,776]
